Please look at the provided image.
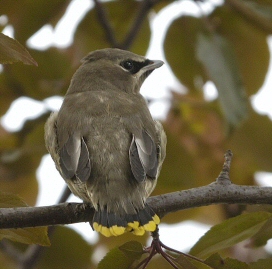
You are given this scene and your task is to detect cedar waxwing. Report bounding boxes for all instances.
[44,48,166,237]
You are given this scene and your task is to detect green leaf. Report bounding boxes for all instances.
[164,16,207,91]
[247,1,272,19]
[154,129,197,193]
[209,6,270,95]
[119,240,144,260]
[0,227,50,246]
[0,33,37,66]
[98,241,143,269]
[0,192,50,246]
[38,226,93,269]
[249,258,272,269]
[2,0,70,43]
[0,191,28,208]
[190,212,272,258]
[196,32,248,126]
[1,48,72,100]
[176,254,212,269]
[152,1,173,13]
[205,253,250,269]
[249,217,272,247]
[228,110,272,173]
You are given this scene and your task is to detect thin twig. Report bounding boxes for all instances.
[93,0,119,47]
[121,0,157,50]
[216,149,233,183]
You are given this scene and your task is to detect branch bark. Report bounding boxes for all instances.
[121,0,156,50]
[1,183,272,229]
[1,150,272,229]
[93,0,119,47]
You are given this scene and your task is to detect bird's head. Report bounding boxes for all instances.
[67,48,164,94]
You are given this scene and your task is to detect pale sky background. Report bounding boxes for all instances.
[1,0,272,260]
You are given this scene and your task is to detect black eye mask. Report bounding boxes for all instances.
[121,59,152,74]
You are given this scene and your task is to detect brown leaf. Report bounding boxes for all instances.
[0,33,37,66]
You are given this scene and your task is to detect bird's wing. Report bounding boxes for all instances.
[59,134,91,182]
[154,120,167,176]
[129,129,158,183]
[44,112,61,170]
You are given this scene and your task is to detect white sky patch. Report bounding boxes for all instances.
[203,81,218,101]
[27,0,92,49]
[147,221,210,252]
[43,96,63,111]
[1,97,46,132]
[36,155,66,206]
[251,36,272,120]
[149,99,170,120]
[2,24,14,38]
[255,172,272,187]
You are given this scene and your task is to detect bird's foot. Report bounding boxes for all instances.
[134,228,184,269]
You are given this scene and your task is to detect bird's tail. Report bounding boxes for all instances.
[92,205,160,237]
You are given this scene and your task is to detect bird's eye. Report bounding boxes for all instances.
[122,60,134,71]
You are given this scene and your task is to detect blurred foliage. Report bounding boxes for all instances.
[1,0,272,268]
[37,226,93,269]
[0,192,49,246]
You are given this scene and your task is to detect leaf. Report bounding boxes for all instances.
[38,226,93,269]
[196,32,248,126]
[154,129,197,193]
[0,33,37,66]
[249,258,272,269]
[0,250,18,269]
[205,253,250,269]
[0,227,50,246]
[209,6,270,95]
[249,217,272,247]
[152,0,173,13]
[98,241,143,269]
[1,48,73,100]
[176,254,212,269]
[228,109,272,173]
[190,212,272,258]
[164,16,208,91]
[119,240,144,260]
[2,0,70,43]
[0,191,28,208]
[0,191,50,246]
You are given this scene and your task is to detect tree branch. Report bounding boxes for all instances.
[1,150,272,229]
[121,0,157,50]
[93,0,119,47]
[1,184,272,229]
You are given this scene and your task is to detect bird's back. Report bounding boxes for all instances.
[56,90,158,213]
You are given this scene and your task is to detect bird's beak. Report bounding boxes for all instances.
[134,59,164,90]
[144,60,164,72]
[138,60,164,80]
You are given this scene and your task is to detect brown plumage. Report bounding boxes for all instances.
[44,48,166,237]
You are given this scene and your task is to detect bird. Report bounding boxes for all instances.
[44,48,166,237]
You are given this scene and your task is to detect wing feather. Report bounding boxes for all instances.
[129,130,158,182]
[129,135,145,182]
[59,135,91,181]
